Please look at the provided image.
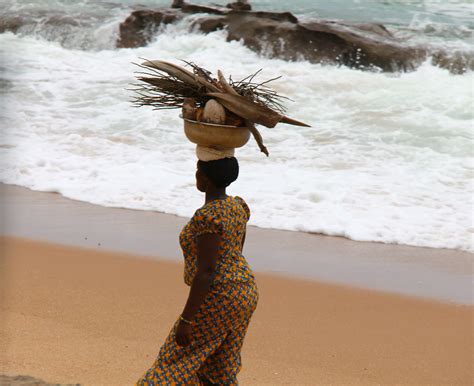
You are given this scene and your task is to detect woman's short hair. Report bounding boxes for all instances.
[198,157,239,188]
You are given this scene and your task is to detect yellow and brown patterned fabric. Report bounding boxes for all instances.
[136,281,258,385]
[136,196,258,385]
[180,196,255,287]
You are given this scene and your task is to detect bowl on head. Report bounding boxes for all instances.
[183,118,250,149]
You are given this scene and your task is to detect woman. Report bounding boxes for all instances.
[137,156,258,385]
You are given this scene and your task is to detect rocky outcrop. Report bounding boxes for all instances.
[0,16,26,34]
[117,9,181,49]
[431,50,474,75]
[219,13,426,71]
[226,1,252,11]
[171,0,184,8]
[116,3,472,73]
[0,14,80,34]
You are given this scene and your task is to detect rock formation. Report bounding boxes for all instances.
[117,9,181,48]
[117,5,474,73]
[118,6,428,72]
[114,2,473,74]
[171,0,184,8]
[226,1,252,11]
[1,0,469,74]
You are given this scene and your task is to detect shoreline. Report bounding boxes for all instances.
[1,183,472,304]
[2,236,472,385]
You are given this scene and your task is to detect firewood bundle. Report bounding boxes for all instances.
[131,59,309,156]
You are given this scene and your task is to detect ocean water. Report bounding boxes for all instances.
[0,0,473,252]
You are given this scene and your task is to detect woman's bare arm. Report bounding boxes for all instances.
[181,233,220,319]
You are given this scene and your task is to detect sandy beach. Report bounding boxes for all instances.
[2,185,472,304]
[1,185,473,385]
[1,234,473,385]
[2,0,473,382]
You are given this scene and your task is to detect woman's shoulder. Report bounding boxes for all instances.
[193,202,217,220]
[233,196,250,221]
[191,204,223,236]
[192,196,250,221]
[192,199,226,223]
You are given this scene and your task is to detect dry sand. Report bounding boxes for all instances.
[1,236,472,385]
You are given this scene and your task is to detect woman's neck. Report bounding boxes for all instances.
[205,188,228,204]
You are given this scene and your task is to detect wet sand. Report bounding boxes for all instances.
[1,184,472,304]
[1,236,472,385]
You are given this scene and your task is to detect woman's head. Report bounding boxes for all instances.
[196,157,239,192]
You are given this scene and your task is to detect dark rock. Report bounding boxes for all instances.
[191,15,227,34]
[116,3,471,74]
[297,19,426,71]
[235,19,347,65]
[191,11,298,34]
[347,22,393,39]
[117,9,181,48]
[0,16,25,33]
[431,50,474,74]
[0,14,79,34]
[117,7,424,71]
[194,12,423,71]
[226,1,252,11]
[229,10,298,23]
[171,0,184,8]
[181,4,227,15]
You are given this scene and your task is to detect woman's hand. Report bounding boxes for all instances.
[175,320,193,347]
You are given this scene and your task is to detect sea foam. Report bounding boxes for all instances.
[0,18,473,252]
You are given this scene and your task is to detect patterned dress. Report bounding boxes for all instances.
[137,196,258,385]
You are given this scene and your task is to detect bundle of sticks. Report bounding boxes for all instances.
[131,59,310,156]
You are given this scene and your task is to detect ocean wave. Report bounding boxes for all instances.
[0,30,472,252]
[0,0,472,55]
